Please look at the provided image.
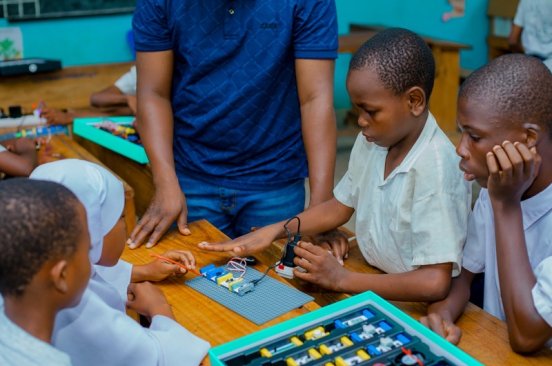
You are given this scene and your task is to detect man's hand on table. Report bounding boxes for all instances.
[128,186,190,249]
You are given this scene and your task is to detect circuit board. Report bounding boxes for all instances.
[209,291,482,366]
[186,265,314,325]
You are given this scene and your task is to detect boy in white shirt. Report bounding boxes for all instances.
[421,54,552,353]
[508,0,552,72]
[200,28,471,302]
[0,179,91,366]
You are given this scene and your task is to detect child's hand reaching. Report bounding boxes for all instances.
[131,250,196,282]
[126,282,174,319]
[292,241,348,291]
[486,141,541,203]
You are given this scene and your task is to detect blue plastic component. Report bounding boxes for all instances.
[378,321,392,332]
[334,320,345,329]
[200,264,216,275]
[396,333,411,345]
[362,309,375,319]
[367,344,381,356]
[350,332,363,343]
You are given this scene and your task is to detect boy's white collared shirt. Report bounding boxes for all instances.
[334,113,471,275]
[463,184,552,347]
[0,307,71,366]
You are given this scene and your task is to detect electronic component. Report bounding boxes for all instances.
[199,264,255,296]
[209,291,482,366]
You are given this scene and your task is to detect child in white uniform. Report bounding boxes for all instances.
[31,159,209,366]
[200,28,471,302]
[0,179,91,366]
[422,54,552,353]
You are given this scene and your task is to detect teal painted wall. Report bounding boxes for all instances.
[0,14,133,66]
[1,1,489,109]
[334,0,489,109]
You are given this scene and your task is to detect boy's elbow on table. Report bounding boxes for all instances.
[418,267,452,302]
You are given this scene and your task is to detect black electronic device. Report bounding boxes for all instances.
[0,58,62,76]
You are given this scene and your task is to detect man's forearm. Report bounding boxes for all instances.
[301,101,336,206]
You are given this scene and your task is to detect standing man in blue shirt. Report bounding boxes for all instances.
[129,0,339,247]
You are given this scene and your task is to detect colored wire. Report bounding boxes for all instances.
[226,257,248,278]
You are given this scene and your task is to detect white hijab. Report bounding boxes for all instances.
[30,159,209,365]
[30,159,124,264]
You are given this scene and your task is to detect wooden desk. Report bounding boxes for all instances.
[37,134,137,235]
[121,220,551,365]
[339,25,470,136]
[0,62,133,113]
[121,220,318,351]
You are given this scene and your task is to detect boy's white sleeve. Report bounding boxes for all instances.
[513,0,527,26]
[462,190,488,274]
[333,133,362,208]
[410,189,470,277]
[54,289,210,366]
[93,260,133,304]
[0,144,6,152]
[150,315,211,365]
[532,256,552,327]
[114,66,137,96]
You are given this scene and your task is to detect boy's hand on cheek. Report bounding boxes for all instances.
[486,141,541,203]
[292,241,348,291]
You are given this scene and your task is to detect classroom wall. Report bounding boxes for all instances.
[1,0,489,109]
[0,14,133,67]
[334,0,490,109]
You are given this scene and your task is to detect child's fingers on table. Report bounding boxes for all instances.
[166,250,196,268]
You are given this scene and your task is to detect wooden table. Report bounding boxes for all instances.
[121,220,318,349]
[37,134,137,235]
[121,220,551,365]
[339,25,470,137]
[0,62,133,113]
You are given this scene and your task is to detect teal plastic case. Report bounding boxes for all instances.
[209,291,482,366]
[73,116,148,164]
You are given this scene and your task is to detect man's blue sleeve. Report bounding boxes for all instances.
[133,0,173,52]
[293,0,338,59]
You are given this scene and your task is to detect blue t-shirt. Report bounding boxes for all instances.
[133,0,338,189]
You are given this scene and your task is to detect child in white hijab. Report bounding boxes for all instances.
[31,159,210,366]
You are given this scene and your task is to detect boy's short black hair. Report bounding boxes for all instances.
[459,54,552,138]
[349,27,436,100]
[0,178,84,297]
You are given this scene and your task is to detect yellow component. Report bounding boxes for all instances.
[356,349,370,360]
[334,357,347,366]
[216,272,233,285]
[341,336,353,347]
[227,277,244,291]
[305,326,327,340]
[286,357,298,366]
[290,336,303,346]
[319,344,332,355]
[308,348,322,359]
[325,363,335,366]
[259,348,272,358]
